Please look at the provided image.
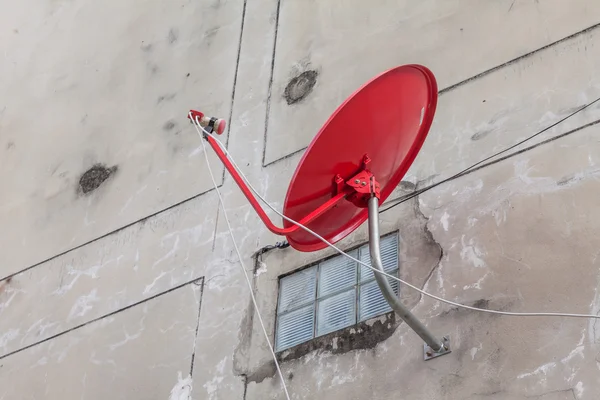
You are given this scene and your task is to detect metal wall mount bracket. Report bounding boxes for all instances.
[368,196,452,362]
[424,336,451,361]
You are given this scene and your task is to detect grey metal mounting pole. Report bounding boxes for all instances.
[367,196,451,361]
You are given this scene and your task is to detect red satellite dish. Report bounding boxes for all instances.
[283,65,437,251]
[189,64,450,359]
[190,64,437,251]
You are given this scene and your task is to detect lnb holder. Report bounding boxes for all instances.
[189,109,226,135]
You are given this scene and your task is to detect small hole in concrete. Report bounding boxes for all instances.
[284,70,318,105]
[79,164,118,194]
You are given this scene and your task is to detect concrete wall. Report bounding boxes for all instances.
[2,0,600,398]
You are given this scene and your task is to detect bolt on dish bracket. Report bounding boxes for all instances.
[424,336,451,361]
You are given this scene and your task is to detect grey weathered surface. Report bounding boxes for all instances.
[0,0,242,274]
[0,281,203,399]
[263,0,600,165]
[2,0,600,399]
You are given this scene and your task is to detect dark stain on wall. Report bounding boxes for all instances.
[140,42,153,53]
[157,93,177,104]
[556,174,577,186]
[283,70,318,105]
[203,27,220,46]
[78,164,118,195]
[471,127,497,141]
[439,298,517,319]
[163,120,177,132]
[168,28,179,44]
[147,62,159,75]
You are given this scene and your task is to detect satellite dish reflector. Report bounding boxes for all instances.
[189,64,450,360]
[283,64,437,251]
[189,64,437,252]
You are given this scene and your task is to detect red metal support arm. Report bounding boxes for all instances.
[203,133,348,236]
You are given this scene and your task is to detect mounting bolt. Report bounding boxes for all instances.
[354,179,360,184]
[361,182,366,186]
[424,335,452,361]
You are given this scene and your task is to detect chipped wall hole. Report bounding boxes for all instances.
[284,70,318,105]
[79,164,118,194]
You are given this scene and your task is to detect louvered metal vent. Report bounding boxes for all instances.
[275,233,399,351]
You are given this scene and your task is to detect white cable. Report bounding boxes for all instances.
[189,114,291,400]
[200,126,600,320]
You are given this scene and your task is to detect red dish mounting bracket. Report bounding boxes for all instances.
[338,155,381,208]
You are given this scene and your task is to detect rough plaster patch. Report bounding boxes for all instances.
[22,318,58,345]
[0,328,19,352]
[589,259,600,344]
[68,288,100,321]
[460,235,486,268]
[153,235,181,268]
[574,381,584,398]
[109,315,146,351]
[169,372,193,400]
[517,361,557,380]
[470,159,600,220]
[254,260,267,278]
[143,270,173,295]
[517,340,586,383]
[463,272,490,291]
[329,356,362,388]
[0,285,24,312]
[31,357,49,369]
[53,258,122,296]
[203,357,227,399]
[440,211,450,231]
[470,343,483,360]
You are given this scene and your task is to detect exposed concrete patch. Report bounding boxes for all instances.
[278,312,397,364]
[283,70,318,105]
[233,279,257,376]
[243,313,398,385]
[247,318,387,395]
[246,360,277,384]
[78,164,118,195]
